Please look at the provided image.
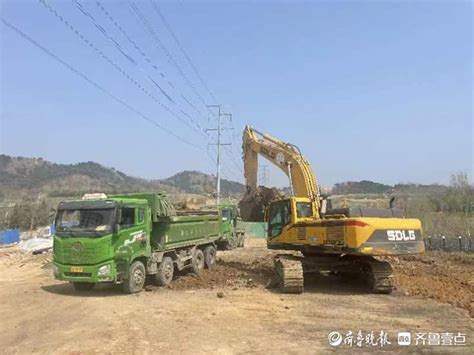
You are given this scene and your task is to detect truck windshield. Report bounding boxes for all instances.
[56,208,114,236]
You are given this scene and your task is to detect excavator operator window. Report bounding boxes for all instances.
[296,202,312,218]
[268,200,291,238]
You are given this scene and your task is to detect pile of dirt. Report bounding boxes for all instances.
[145,247,473,317]
[146,257,273,292]
[239,186,285,222]
[170,193,214,211]
[388,252,474,316]
[0,246,51,267]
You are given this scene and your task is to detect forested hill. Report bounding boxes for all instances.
[0,155,245,199]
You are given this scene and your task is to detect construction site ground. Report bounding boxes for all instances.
[0,239,472,354]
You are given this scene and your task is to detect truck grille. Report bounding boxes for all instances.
[59,244,108,265]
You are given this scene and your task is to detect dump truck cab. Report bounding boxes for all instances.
[218,204,244,249]
[53,195,152,287]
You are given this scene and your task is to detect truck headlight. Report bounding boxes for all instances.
[98,264,111,275]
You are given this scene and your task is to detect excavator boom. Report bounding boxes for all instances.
[241,126,321,220]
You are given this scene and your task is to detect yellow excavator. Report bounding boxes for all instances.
[240,126,424,294]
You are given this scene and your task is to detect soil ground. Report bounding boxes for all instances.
[0,240,472,354]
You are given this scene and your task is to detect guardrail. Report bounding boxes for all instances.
[424,235,473,252]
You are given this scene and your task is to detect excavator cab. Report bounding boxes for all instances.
[267,197,318,239]
[267,199,291,238]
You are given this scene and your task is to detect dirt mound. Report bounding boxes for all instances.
[145,257,273,292]
[239,186,284,222]
[169,248,474,316]
[170,193,214,210]
[0,246,51,268]
[388,252,474,316]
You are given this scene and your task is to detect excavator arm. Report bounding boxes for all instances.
[240,126,321,220]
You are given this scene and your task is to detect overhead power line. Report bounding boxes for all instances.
[206,148,241,184]
[0,4,239,184]
[0,17,199,149]
[72,0,203,132]
[39,0,203,137]
[223,145,244,174]
[132,1,244,181]
[128,0,209,112]
[149,0,218,104]
[94,0,207,123]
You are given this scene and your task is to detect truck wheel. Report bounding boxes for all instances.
[72,282,94,291]
[191,249,205,274]
[155,257,174,286]
[204,246,216,269]
[122,260,146,294]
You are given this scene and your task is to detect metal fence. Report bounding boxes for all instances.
[240,221,267,238]
[424,235,473,252]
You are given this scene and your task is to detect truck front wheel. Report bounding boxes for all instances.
[155,257,174,286]
[204,246,216,269]
[191,249,205,274]
[72,282,94,291]
[122,260,146,294]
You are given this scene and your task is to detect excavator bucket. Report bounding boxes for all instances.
[239,186,284,222]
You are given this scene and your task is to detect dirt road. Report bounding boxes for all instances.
[0,244,472,354]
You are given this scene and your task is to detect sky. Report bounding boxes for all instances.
[0,0,472,188]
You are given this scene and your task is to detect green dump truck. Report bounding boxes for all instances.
[53,192,244,293]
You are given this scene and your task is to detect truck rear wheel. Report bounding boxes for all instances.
[191,249,205,274]
[72,282,94,291]
[155,257,174,286]
[122,260,146,294]
[204,246,216,269]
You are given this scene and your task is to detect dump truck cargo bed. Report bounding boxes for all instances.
[152,214,221,251]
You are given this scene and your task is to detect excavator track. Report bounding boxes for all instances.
[364,259,394,294]
[273,255,304,294]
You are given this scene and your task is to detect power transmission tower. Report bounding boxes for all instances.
[259,164,269,186]
[206,105,232,205]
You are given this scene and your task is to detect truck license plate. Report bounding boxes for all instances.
[70,266,83,272]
